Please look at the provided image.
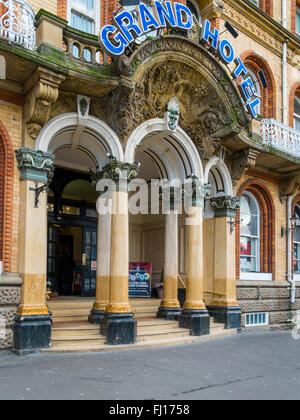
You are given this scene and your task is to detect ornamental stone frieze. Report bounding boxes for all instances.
[229,148,260,185]
[210,196,240,218]
[15,148,55,184]
[24,67,65,140]
[92,36,249,158]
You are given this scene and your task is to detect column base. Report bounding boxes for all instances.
[100,313,137,345]
[179,309,210,336]
[207,306,242,330]
[157,306,182,320]
[88,309,105,325]
[12,314,52,355]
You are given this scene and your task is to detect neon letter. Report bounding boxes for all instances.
[138,3,160,33]
[200,19,219,50]
[239,77,257,102]
[174,3,193,30]
[218,39,235,64]
[99,25,128,56]
[233,57,247,79]
[113,10,143,43]
[247,98,261,119]
[155,0,177,28]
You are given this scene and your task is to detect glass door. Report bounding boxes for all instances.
[82,228,97,297]
[47,225,60,293]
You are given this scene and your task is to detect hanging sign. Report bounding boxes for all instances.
[200,19,260,119]
[129,263,152,298]
[99,1,193,57]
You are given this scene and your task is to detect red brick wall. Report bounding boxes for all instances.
[57,0,67,19]
[0,122,14,272]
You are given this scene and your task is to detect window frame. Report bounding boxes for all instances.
[296,5,300,36]
[68,0,100,35]
[294,95,300,131]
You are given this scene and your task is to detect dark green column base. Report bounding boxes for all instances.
[207,306,242,330]
[88,309,105,325]
[179,309,210,336]
[12,314,52,355]
[157,307,182,320]
[100,313,137,345]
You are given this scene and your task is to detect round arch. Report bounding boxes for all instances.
[35,113,124,168]
[124,118,203,181]
[240,50,276,119]
[204,156,233,196]
[0,121,14,272]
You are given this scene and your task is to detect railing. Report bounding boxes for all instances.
[0,0,35,50]
[260,118,300,159]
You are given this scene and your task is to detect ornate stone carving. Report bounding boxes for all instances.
[0,307,18,325]
[96,161,139,192]
[24,68,65,139]
[50,92,77,119]
[229,148,260,185]
[210,196,240,218]
[280,174,300,197]
[166,97,180,131]
[15,148,55,184]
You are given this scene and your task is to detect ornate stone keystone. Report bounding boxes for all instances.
[15,148,55,184]
[210,196,240,218]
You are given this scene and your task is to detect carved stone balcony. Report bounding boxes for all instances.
[260,118,300,159]
[0,0,35,50]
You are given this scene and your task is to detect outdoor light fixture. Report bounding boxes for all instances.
[249,70,269,89]
[228,218,244,235]
[134,161,141,167]
[119,0,141,6]
[29,182,47,208]
[281,216,300,237]
[220,21,239,39]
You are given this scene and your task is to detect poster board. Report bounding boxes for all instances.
[129,263,152,298]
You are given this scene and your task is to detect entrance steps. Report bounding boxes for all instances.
[44,298,237,353]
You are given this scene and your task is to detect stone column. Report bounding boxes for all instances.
[179,181,210,336]
[207,196,242,329]
[89,192,112,325]
[100,162,139,345]
[13,148,55,355]
[157,191,181,320]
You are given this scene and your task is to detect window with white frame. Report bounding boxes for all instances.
[293,204,300,274]
[296,6,300,36]
[69,0,99,35]
[240,192,260,273]
[294,96,300,131]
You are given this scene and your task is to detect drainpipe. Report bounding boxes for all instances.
[282,0,287,29]
[287,196,296,303]
[282,0,288,125]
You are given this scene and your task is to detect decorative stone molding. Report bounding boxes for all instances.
[96,161,139,192]
[15,148,55,184]
[24,67,65,139]
[280,174,300,197]
[210,196,240,218]
[186,180,212,207]
[230,148,260,185]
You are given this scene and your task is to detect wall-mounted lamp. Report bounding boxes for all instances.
[249,69,269,89]
[228,218,243,235]
[29,182,47,208]
[119,0,140,5]
[220,21,239,39]
[281,216,300,237]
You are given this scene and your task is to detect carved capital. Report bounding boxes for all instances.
[97,161,139,192]
[15,148,55,183]
[210,196,240,218]
[280,174,300,197]
[24,67,65,139]
[184,180,212,207]
[230,148,260,185]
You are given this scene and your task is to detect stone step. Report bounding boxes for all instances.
[137,319,179,332]
[51,335,106,348]
[52,315,89,322]
[43,329,237,354]
[137,328,190,342]
[50,308,91,316]
[52,326,100,339]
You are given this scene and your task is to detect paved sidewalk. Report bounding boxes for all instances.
[0,331,299,400]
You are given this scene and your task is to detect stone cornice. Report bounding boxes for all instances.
[223,0,300,63]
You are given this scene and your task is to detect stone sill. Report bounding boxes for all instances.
[0,273,22,286]
[236,280,290,288]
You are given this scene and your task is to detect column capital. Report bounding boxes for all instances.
[185,179,212,207]
[210,196,240,218]
[15,148,55,184]
[94,161,139,192]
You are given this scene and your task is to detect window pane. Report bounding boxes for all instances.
[297,8,300,35]
[240,237,258,272]
[71,11,93,34]
[72,0,94,15]
[295,227,300,243]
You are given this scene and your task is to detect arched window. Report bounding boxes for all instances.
[187,0,201,23]
[241,52,276,119]
[294,95,300,130]
[246,66,261,116]
[240,192,260,273]
[236,180,275,281]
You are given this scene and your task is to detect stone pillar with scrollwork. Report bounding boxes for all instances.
[207,196,242,330]
[179,181,211,336]
[99,161,139,345]
[13,148,55,354]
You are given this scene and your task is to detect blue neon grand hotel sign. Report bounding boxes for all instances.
[99,1,260,119]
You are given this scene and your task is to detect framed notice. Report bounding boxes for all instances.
[129,263,152,298]
[72,270,82,292]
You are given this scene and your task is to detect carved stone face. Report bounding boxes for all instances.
[80,98,88,117]
[168,111,179,131]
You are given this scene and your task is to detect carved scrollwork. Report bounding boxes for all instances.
[280,174,300,197]
[229,148,260,185]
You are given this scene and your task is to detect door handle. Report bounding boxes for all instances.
[82,254,86,266]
